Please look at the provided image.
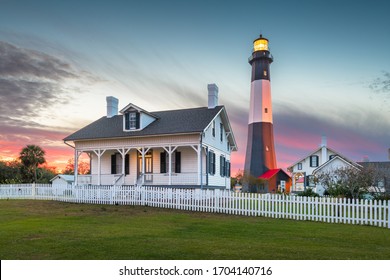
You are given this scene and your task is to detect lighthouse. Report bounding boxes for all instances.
[244,34,277,185]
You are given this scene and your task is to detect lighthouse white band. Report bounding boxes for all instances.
[248,79,273,124]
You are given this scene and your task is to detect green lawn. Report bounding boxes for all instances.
[0,200,389,260]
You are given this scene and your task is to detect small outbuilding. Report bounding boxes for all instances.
[259,169,291,193]
[50,175,74,187]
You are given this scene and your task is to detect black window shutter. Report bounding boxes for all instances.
[160,152,166,173]
[220,123,223,142]
[208,151,212,175]
[111,154,116,174]
[125,154,129,175]
[206,151,209,174]
[222,157,226,177]
[227,161,230,177]
[212,152,216,175]
[219,155,223,176]
[136,112,140,129]
[175,152,181,173]
[125,113,130,130]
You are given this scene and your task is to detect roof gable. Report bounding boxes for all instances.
[259,168,290,180]
[204,107,238,151]
[287,146,355,171]
[312,155,361,174]
[119,103,159,119]
[50,174,74,182]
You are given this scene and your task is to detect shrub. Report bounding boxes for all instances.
[297,188,319,197]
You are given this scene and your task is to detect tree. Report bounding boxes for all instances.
[37,165,57,183]
[231,169,244,188]
[19,145,46,183]
[242,171,267,193]
[0,160,23,183]
[316,166,375,199]
[63,158,90,175]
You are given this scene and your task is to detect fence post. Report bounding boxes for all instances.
[215,189,220,213]
[387,200,390,229]
[32,183,36,199]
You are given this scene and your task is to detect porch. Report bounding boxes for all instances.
[74,144,214,187]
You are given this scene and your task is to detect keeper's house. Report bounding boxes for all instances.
[63,84,237,189]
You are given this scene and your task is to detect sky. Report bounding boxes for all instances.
[0,0,389,175]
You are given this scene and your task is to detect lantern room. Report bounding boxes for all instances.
[253,34,269,52]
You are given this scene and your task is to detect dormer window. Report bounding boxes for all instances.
[125,111,140,130]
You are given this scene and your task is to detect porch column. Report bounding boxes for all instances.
[74,149,79,186]
[198,144,202,187]
[117,148,131,184]
[137,147,150,185]
[191,145,202,187]
[164,146,177,185]
[93,149,106,185]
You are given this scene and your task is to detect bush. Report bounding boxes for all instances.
[297,188,319,197]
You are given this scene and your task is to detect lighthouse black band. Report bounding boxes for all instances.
[249,51,273,82]
[244,122,277,178]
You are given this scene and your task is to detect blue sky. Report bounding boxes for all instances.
[0,0,389,172]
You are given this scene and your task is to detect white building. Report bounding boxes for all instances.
[50,174,74,187]
[63,84,237,189]
[287,137,360,195]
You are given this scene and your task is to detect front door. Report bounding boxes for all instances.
[138,150,153,182]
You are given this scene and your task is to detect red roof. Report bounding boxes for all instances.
[259,169,281,180]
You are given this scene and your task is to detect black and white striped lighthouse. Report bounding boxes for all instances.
[244,34,277,183]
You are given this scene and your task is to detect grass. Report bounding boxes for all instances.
[0,200,389,260]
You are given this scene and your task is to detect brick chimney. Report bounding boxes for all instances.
[106,96,118,118]
[320,135,327,165]
[208,84,219,109]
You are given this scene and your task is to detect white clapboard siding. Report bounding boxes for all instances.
[0,184,389,229]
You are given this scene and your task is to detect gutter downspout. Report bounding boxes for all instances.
[64,141,75,149]
[200,133,203,189]
[64,141,77,186]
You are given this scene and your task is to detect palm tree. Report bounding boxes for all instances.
[19,145,46,183]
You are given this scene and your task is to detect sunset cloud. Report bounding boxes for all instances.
[0,41,94,170]
[0,41,80,119]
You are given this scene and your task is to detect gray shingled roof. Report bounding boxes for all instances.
[64,106,224,141]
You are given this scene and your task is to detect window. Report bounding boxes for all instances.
[306,175,315,187]
[125,111,140,130]
[220,123,223,142]
[208,151,216,175]
[226,161,231,177]
[212,121,215,137]
[112,153,129,175]
[160,151,181,173]
[220,155,226,177]
[329,155,336,160]
[297,163,302,170]
[263,70,267,77]
[264,108,268,113]
[310,155,319,167]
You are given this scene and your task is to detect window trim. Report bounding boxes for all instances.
[310,155,319,167]
[124,111,141,131]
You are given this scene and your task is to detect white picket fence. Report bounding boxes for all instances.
[1,184,389,228]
